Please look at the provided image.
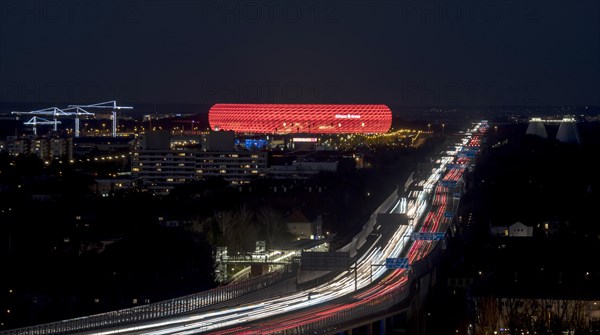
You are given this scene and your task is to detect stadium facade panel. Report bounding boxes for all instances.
[208,104,392,134]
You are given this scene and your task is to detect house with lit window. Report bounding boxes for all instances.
[490,221,533,237]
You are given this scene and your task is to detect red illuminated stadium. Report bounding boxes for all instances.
[208,104,392,134]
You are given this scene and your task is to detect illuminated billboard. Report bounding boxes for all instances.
[208,104,392,134]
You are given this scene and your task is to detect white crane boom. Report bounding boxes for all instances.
[23,116,61,135]
[13,106,95,137]
[11,101,132,137]
[12,107,69,131]
[68,101,133,137]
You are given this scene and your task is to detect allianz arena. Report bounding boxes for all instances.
[208,104,392,134]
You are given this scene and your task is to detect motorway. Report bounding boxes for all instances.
[1,122,486,335]
[82,122,488,335]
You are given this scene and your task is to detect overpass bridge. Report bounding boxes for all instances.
[0,121,488,335]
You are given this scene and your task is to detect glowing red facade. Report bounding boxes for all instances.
[208,104,392,134]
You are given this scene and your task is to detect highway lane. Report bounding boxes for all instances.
[89,189,422,335]
[211,180,456,334]
[205,122,489,334]
[83,122,488,335]
[216,125,488,334]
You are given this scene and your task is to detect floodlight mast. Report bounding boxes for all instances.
[68,101,133,137]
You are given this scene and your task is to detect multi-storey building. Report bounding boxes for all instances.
[195,151,267,182]
[132,149,268,194]
[131,131,267,194]
[131,149,197,193]
[0,136,73,161]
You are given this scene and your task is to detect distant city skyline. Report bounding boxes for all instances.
[1,1,599,107]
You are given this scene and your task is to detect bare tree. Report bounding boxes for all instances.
[257,206,285,249]
[212,205,259,253]
[473,295,500,335]
[215,210,236,249]
[521,299,546,334]
[497,298,592,335]
[499,297,528,334]
[547,299,590,334]
[232,204,256,253]
[569,300,589,332]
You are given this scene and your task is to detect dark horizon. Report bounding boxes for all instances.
[2,101,599,120]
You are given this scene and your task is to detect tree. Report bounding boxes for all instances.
[257,206,285,249]
[232,204,256,253]
[500,297,529,334]
[214,205,258,254]
[215,210,236,250]
[473,295,500,335]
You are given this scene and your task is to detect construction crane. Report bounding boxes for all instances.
[23,116,61,135]
[62,106,94,137]
[68,101,133,137]
[12,107,70,132]
[13,106,95,137]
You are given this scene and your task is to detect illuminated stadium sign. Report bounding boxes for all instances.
[293,137,318,142]
[335,114,361,119]
[208,104,391,134]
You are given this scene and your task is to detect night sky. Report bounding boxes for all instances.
[1,0,599,106]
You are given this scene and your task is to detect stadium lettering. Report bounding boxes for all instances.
[335,114,361,119]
